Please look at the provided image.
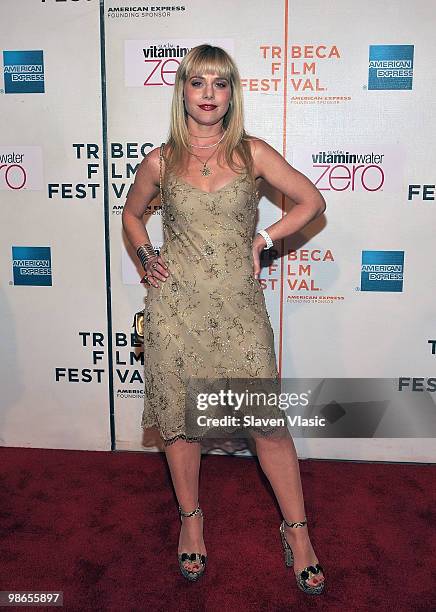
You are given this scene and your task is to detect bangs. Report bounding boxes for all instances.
[184,46,234,82]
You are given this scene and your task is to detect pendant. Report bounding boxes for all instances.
[202,164,211,176]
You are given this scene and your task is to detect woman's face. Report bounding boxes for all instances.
[183,72,232,128]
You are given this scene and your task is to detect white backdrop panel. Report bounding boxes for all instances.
[0,0,110,450]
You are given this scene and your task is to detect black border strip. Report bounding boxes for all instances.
[99,0,115,450]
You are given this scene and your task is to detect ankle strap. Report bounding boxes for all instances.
[178,502,203,519]
[283,517,307,528]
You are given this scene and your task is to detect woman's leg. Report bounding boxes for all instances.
[253,430,325,587]
[164,438,206,573]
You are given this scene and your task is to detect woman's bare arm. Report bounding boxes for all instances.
[122,147,169,287]
[252,138,326,240]
[250,139,326,278]
[122,147,161,249]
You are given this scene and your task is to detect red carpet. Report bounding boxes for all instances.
[0,447,434,611]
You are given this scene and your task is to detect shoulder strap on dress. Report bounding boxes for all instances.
[159,142,166,204]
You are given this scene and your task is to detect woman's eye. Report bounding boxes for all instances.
[215,82,227,88]
[191,81,202,87]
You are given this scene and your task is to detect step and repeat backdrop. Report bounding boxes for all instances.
[1,0,435,462]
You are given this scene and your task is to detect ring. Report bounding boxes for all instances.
[143,275,151,285]
[151,263,157,270]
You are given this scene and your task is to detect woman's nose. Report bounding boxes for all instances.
[203,84,214,99]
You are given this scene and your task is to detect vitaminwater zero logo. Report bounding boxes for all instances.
[12,246,52,286]
[3,50,44,94]
[0,146,44,191]
[368,45,413,90]
[311,149,385,192]
[292,146,404,194]
[294,148,387,192]
[125,39,233,87]
[360,251,404,292]
[125,41,192,87]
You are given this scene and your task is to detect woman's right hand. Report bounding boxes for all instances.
[143,255,170,288]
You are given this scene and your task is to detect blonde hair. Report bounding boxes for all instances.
[165,44,254,177]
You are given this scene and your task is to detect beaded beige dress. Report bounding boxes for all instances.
[141,159,287,446]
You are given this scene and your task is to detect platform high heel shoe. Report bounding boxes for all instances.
[177,503,207,581]
[279,517,325,595]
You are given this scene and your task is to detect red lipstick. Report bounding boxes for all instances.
[198,104,217,110]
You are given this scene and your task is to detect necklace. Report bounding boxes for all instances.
[188,147,219,176]
[189,131,226,149]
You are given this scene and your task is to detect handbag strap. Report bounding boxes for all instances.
[159,142,165,204]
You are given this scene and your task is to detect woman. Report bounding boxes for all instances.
[122,44,326,596]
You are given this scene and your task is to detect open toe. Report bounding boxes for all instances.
[279,518,326,596]
[177,504,207,582]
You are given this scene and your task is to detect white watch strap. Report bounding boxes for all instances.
[258,229,273,250]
